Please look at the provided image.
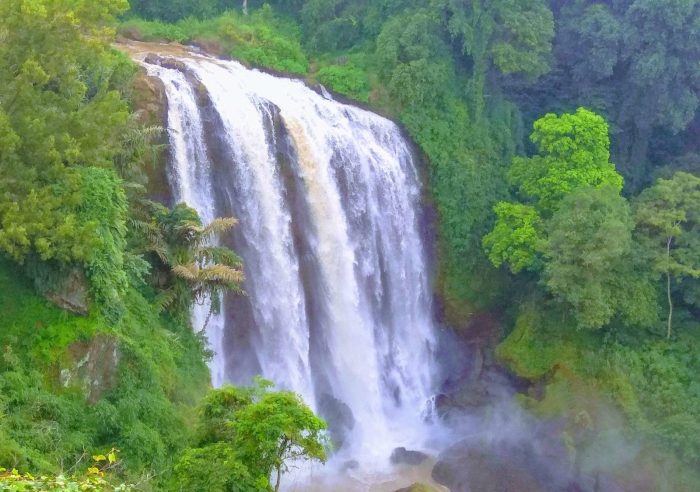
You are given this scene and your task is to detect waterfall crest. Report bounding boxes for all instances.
[142,51,438,465]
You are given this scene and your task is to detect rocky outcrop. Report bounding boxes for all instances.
[44,268,89,315]
[131,65,172,205]
[144,54,187,72]
[60,335,120,404]
[391,447,430,466]
[433,313,530,423]
[318,393,355,450]
[132,66,168,127]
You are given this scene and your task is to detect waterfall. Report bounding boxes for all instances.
[142,51,438,467]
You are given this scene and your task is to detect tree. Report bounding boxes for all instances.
[435,0,554,78]
[171,443,268,492]
[614,0,700,181]
[433,0,553,120]
[484,108,625,273]
[234,391,328,492]
[509,107,623,212]
[0,0,135,317]
[138,202,244,328]
[535,0,700,189]
[634,172,700,338]
[172,380,328,492]
[542,186,656,329]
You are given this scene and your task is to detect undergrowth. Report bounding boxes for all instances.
[0,258,210,487]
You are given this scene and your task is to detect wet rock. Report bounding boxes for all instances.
[144,53,187,72]
[394,483,442,492]
[318,393,355,450]
[391,447,429,466]
[45,268,88,315]
[130,68,172,204]
[432,441,550,492]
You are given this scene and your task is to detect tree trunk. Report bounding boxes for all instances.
[242,0,248,15]
[200,302,214,334]
[274,464,282,492]
[666,236,673,340]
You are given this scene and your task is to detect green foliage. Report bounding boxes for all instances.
[127,0,231,22]
[0,259,210,485]
[120,10,309,74]
[435,0,554,79]
[482,202,542,273]
[509,108,623,212]
[605,338,700,464]
[234,390,328,490]
[498,301,700,472]
[0,0,143,320]
[482,109,663,330]
[0,451,134,491]
[77,168,129,321]
[526,0,700,189]
[542,186,656,329]
[484,108,625,280]
[171,443,268,492]
[375,9,454,107]
[133,202,244,324]
[316,63,370,102]
[171,380,328,492]
[633,172,700,337]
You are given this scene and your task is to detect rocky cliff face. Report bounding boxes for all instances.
[131,67,173,206]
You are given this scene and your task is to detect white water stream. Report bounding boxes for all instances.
[141,48,441,488]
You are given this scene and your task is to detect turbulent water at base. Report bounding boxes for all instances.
[142,51,439,476]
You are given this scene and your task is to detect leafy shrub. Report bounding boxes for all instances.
[316,63,369,102]
[120,10,308,74]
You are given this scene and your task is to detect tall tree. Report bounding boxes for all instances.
[634,172,700,338]
[542,186,656,329]
[433,0,554,119]
[484,108,624,272]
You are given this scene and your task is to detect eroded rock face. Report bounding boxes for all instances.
[131,66,172,205]
[132,65,168,126]
[60,335,120,404]
[45,268,89,315]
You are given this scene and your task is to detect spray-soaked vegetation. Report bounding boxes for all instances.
[1,0,699,489]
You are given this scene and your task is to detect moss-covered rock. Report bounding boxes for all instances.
[394,483,443,492]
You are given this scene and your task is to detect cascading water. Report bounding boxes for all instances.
[140,48,440,484]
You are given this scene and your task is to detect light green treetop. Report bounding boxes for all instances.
[482,202,542,274]
[509,107,623,212]
[484,108,624,274]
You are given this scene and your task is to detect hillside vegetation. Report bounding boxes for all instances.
[120,0,700,486]
[0,0,699,489]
